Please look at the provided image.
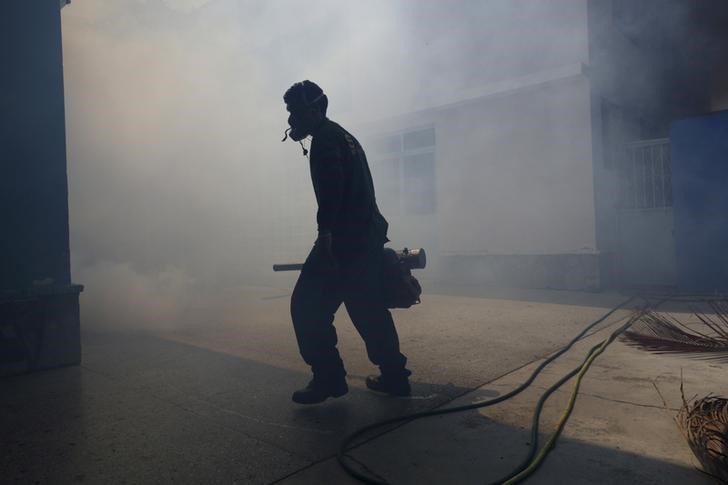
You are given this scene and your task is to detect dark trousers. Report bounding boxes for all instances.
[290,244,409,381]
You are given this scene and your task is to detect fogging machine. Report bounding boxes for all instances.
[273,247,426,308]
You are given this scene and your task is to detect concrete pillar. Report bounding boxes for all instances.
[0,0,82,375]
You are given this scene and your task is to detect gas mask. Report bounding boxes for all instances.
[281,125,306,143]
[281,91,325,147]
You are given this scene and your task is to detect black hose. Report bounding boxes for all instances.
[338,295,639,484]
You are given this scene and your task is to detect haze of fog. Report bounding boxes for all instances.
[60,0,615,329]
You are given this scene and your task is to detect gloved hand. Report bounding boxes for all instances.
[305,232,338,274]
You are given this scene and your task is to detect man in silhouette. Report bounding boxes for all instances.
[282,80,411,404]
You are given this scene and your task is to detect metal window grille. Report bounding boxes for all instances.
[621,138,672,209]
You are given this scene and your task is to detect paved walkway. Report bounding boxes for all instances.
[1,287,716,483]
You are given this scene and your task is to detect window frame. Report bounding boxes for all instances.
[370,125,437,216]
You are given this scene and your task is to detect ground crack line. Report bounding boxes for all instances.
[579,391,680,411]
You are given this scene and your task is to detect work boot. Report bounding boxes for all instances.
[291,377,348,404]
[365,374,411,397]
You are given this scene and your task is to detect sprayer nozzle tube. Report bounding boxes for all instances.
[273,247,427,272]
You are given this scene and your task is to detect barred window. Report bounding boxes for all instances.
[621,139,672,209]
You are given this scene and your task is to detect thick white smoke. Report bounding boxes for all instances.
[62,0,596,328]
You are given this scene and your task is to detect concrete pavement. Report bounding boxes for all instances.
[1,286,717,483]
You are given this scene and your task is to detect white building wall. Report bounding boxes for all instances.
[352,0,598,288]
[436,75,596,256]
[349,0,590,118]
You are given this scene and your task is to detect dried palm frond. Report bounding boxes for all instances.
[621,301,728,481]
[620,303,728,362]
[677,390,728,483]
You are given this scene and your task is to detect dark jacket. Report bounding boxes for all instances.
[309,118,388,254]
